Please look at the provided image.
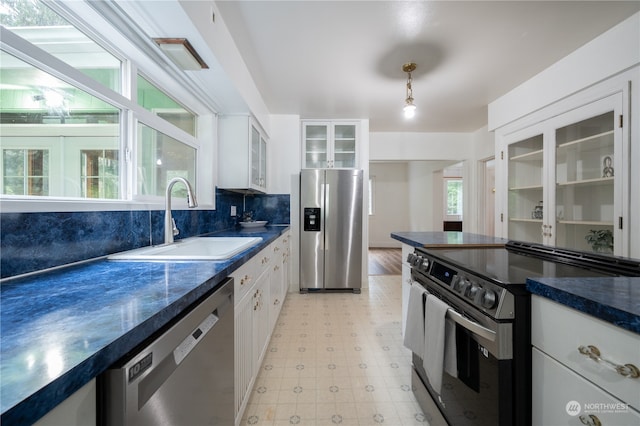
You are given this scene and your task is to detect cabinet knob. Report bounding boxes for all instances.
[578,345,639,378]
[579,414,602,426]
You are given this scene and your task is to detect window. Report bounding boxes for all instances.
[0,51,121,199]
[137,123,196,198]
[2,148,49,195]
[446,179,463,216]
[0,0,210,206]
[137,75,196,136]
[0,0,122,92]
[80,150,118,199]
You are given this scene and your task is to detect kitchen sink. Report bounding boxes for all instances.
[108,237,263,261]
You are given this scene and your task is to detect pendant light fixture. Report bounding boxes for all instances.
[402,62,417,118]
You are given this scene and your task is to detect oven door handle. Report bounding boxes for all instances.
[446,308,496,342]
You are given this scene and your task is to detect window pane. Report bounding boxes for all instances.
[0,0,121,92]
[0,51,121,198]
[137,75,196,136]
[446,179,463,216]
[137,123,196,197]
[2,148,49,195]
[80,149,119,199]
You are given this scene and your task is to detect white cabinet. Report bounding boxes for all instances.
[531,296,640,425]
[500,92,628,255]
[233,233,289,424]
[219,115,267,193]
[34,380,96,426]
[302,121,359,168]
[400,243,414,337]
[269,232,290,331]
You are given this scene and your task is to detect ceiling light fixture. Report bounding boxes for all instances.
[402,62,417,119]
[153,38,209,70]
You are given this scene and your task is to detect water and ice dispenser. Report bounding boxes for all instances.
[303,207,321,231]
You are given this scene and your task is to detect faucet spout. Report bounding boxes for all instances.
[165,177,198,244]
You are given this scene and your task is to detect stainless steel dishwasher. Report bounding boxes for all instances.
[99,278,234,425]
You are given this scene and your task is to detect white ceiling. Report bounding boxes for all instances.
[215,1,639,132]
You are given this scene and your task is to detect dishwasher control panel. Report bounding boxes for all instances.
[173,313,219,365]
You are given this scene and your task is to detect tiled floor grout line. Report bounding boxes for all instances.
[241,275,434,426]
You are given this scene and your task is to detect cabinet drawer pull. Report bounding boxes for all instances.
[579,414,602,426]
[578,345,640,379]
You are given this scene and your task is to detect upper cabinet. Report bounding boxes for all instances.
[219,115,267,193]
[500,92,628,255]
[302,121,359,168]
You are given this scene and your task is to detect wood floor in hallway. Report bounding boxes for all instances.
[368,249,402,276]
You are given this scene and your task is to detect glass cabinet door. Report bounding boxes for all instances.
[259,135,267,189]
[554,111,616,253]
[332,124,356,168]
[507,133,545,243]
[303,124,329,168]
[251,124,260,187]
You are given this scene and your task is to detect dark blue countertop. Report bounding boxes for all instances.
[0,225,289,425]
[526,277,640,334]
[391,231,508,248]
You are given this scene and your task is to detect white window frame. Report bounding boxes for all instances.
[0,1,218,213]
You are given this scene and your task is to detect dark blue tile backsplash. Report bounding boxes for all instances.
[0,189,290,279]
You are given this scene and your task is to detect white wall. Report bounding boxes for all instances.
[370,132,473,161]
[370,128,495,235]
[489,12,640,131]
[368,162,409,247]
[268,115,301,194]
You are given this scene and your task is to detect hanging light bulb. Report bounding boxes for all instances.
[402,62,417,119]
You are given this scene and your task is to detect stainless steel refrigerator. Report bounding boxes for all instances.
[300,169,363,293]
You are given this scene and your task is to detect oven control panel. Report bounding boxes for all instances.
[408,251,515,320]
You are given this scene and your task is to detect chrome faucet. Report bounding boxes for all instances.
[165,177,198,244]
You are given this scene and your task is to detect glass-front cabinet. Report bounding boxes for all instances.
[503,93,626,255]
[507,133,545,244]
[218,115,268,193]
[554,110,617,252]
[302,121,358,168]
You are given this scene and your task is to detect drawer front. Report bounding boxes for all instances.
[232,258,256,302]
[533,348,640,426]
[531,296,640,408]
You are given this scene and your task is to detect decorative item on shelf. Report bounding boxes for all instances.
[585,229,613,254]
[242,211,254,222]
[602,155,614,178]
[531,201,543,220]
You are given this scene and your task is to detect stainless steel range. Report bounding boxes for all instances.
[406,241,640,426]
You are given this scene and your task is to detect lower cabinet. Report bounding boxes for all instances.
[532,348,640,426]
[234,233,290,424]
[531,296,640,425]
[33,380,96,426]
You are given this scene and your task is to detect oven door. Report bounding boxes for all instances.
[410,275,516,426]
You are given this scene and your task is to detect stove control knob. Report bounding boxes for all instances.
[406,253,416,264]
[421,259,430,271]
[465,283,480,300]
[481,289,498,309]
[456,278,470,294]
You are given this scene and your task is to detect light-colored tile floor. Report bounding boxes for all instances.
[241,275,434,425]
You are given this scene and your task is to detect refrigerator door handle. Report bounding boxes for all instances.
[323,183,330,243]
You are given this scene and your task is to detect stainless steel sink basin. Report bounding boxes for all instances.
[108,237,263,261]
